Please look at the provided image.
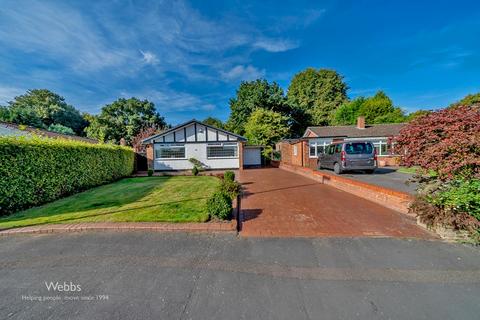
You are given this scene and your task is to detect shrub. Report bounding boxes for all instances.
[220,179,242,200]
[147,169,153,177]
[395,105,480,180]
[431,179,480,221]
[224,171,235,182]
[192,166,199,176]
[207,191,232,220]
[0,136,134,215]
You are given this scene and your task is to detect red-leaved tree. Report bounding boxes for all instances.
[131,127,161,152]
[395,105,480,180]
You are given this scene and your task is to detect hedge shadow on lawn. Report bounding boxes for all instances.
[0,177,172,227]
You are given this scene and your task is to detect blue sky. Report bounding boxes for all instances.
[0,0,479,125]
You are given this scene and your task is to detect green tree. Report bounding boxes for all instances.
[357,91,406,123]
[5,89,86,134]
[226,79,288,135]
[287,68,348,128]
[333,97,365,125]
[47,123,75,135]
[450,92,480,108]
[84,97,166,145]
[405,110,431,122]
[244,109,289,157]
[202,117,224,129]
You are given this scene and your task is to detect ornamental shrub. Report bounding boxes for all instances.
[207,191,232,220]
[223,171,235,182]
[0,136,134,215]
[192,166,199,176]
[395,105,480,180]
[147,169,153,177]
[220,179,241,200]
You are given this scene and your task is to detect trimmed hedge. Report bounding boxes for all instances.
[0,136,134,215]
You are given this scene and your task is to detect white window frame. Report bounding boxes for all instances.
[207,142,238,159]
[308,141,330,158]
[155,144,186,160]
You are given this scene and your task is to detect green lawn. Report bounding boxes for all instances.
[397,166,437,176]
[0,176,220,229]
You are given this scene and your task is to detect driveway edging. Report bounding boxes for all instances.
[0,221,236,236]
[278,163,414,215]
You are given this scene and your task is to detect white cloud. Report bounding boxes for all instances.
[0,86,25,104]
[221,65,265,81]
[253,38,299,52]
[140,50,159,65]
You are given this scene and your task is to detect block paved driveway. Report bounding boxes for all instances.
[238,168,433,238]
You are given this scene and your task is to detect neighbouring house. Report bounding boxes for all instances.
[142,119,262,171]
[278,116,405,169]
[0,121,98,144]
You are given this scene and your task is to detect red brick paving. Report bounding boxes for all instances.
[238,168,434,239]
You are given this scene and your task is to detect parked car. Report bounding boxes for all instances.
[318,141,377,174]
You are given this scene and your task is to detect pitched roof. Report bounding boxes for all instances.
[304,123,405,138]
[142,119,247,144]
[0,121,98,144]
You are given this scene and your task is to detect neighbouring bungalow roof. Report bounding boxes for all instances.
[142,119,247,144]
[0,121,98,144]
[303,123,405,139]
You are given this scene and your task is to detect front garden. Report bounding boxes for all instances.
[0,176,222,229]
[396,104,480,242]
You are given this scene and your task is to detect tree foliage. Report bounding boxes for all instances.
[287,68,348,127]
[244,109,289,157]
[405,110,431,122]
[47,123,75,135]
[333,97,366,125]
[84,97,166,145]
[357,91,405,124]
[226,79,288,135]
[1,89,87,134]
[450,92,480,108]
[202,117,224,129]
[131,127,161,152]
[395,105,480,180]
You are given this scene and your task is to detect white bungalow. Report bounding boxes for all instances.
[142,119,261,171]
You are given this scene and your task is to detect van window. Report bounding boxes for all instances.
[345,142,373,154]
[328,145,335,155]
[335,144,342,153]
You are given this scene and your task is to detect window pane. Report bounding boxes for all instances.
[345,142,373,154]
[317,146,324,155]
[156,145,185,159]
[309,146,316,156]
[207,145,237,158]
[381,143,388,154]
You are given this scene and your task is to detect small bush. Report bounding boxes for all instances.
[207,191,232,220]
[192,166,199,176]
[220,179,241,200]
[147,169,153,177]
[224,171,235,182]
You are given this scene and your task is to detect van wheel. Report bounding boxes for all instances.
[334,163,342,174]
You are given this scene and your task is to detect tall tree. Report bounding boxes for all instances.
[84,97,166,145]
[202,117,224,129]
[450,92,480,108]
[287,68,348,128]
[4,89,86,134]
[244,109,290,157]
[357,91,405,124]
[226,79,288,135]
[333,97,366,125]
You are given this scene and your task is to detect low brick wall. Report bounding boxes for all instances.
[279,163,414,215]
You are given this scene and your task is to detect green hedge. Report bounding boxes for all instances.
[0,136,134,215]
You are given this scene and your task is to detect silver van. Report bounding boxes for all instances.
[318,141,377,174]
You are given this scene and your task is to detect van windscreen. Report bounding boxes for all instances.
[345,142,373,154]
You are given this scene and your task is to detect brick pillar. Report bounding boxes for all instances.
[239,142,244,170]
[146,144,154,170]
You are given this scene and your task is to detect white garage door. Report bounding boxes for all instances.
[244,148,261,166]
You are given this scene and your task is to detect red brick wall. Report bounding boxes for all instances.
[278,141,304,167]
[146,144,154,170]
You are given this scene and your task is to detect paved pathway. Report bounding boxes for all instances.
[238,168,433,238]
